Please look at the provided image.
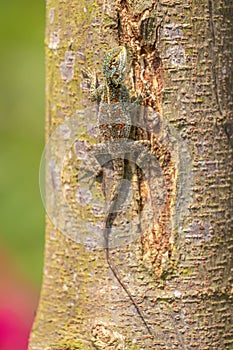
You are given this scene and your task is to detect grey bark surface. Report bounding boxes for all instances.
[29,1,233,349]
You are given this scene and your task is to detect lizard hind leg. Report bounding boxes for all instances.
[76,145,104,189]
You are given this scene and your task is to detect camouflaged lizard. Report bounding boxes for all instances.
[83,46,153,337]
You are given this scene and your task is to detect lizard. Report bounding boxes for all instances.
[82,46,154,338]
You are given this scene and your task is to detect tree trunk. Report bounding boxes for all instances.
[29,0,233,349]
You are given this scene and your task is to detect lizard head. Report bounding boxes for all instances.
[102,46,127,86]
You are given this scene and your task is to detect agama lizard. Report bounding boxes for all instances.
[83,46,153,338]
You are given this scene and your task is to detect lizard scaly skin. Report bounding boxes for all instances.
[84,46,153,338]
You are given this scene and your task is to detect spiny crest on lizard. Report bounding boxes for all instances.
[94,46,131,141]
[102,46,127,86]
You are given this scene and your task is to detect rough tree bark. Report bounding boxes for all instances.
[29,0,232,349]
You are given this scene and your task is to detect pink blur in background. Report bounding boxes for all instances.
[0,249,38,350]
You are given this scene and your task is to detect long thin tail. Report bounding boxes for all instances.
[103,160,154,338]
[105,236,153,337]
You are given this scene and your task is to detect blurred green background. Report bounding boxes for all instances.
[0,1,45,287]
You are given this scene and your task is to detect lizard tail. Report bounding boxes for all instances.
[104,226,154,338]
